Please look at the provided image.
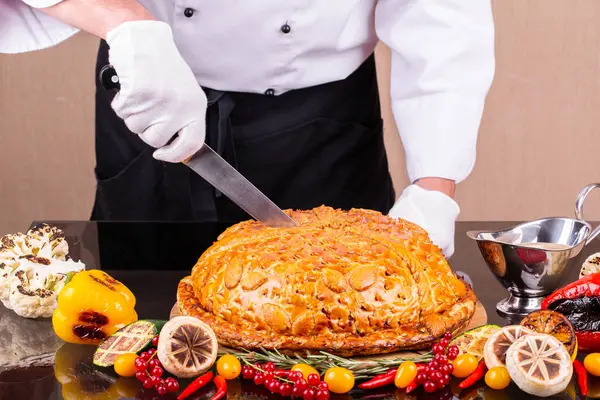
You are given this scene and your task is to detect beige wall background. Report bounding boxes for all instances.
[1,0,600,234]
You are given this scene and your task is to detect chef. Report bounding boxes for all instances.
[0,0,495,258]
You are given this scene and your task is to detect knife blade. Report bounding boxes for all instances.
[99,65,297,228]
[183,146,297,227]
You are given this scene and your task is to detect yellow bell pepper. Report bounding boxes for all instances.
[52,270,138,345]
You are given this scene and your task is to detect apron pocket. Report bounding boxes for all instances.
[94,149,164,220]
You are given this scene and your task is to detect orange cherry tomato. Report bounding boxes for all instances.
[394,361,418,389]
[452,354,478,378]
[584,353,600,377]
[324,367,355,394]
[216,355,241,380]
[485,367,511,390]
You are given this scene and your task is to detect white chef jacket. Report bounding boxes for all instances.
[0,0,495,184]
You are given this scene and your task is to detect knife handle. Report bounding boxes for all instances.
[99,65,121,91]
[98,63,181,148]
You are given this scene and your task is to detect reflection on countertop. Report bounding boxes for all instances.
[0,221,595,400]
[0,306,60,400]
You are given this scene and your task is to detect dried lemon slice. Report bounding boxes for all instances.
[520,310,577,357]
[581,253,600,278]
[156,316,218,378]
[484,325,534,368]
[506,333,573,397]
[450,324,501,361]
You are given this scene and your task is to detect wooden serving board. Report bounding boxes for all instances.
[170,301,487,362]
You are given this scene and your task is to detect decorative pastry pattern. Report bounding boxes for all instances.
[178,206,476,356]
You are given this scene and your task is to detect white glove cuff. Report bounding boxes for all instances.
[388,184,460,257]
[407,184,459,217]
[390,184,460,224]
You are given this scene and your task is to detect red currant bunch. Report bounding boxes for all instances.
[412,331,457,394]
[241,364,330,399]
[134,337,180,395]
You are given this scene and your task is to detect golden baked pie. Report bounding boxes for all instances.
[177,206,476,356]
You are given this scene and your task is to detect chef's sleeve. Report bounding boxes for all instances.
[375,0,495,184]
[0,0,79,54]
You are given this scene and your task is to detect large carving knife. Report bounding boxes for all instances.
[99,66,297,228]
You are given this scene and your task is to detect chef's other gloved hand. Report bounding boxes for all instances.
[388,184,460,258]
[106,20,207,162]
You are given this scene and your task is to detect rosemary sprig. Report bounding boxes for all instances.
[220,347,433,380]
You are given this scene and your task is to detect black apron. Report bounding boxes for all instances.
[91,40,395,224]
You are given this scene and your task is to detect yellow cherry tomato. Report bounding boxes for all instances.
[485,367,511,390]
[394,361,418,389]
[584,353,600,377]
[452,354,478,378]
[291,364,319,380]
[113,353,138,377]
[216,355,242,380]
[324,367,355,394]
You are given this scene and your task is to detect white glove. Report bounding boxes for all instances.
[388,184,460,258]
[106,21,207,162]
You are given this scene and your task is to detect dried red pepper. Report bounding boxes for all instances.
[458,361,487,389]
[542,273,600,351]
[178,371,213,400]
[210,375,227,400]
[573,360,588,397]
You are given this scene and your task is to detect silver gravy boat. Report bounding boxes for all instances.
[467,183,600,316]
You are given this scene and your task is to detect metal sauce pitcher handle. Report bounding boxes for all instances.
[575,183,600,244]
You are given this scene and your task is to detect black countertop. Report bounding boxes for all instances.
[0,221,597,400]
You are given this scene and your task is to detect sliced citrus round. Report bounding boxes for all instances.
[484,325,534,368]
[581,253,600,278]
[156,316,218,378]
[505,334,572,397]
[520,309,576,357]
[450,324,501,361]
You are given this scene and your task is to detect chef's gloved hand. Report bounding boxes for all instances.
[388,184,460,258]
[106,20,207,162]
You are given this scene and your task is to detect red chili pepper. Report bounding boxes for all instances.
[358,372,396,389]
[573,360,588,397]
[541,273,600,309]
[358,363,425,390]
[210,375,227,400]
[405,378,418,394]
[177,371,213,400]
[458,361,487,389]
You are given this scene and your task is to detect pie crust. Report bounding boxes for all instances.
[177,206,477,356]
